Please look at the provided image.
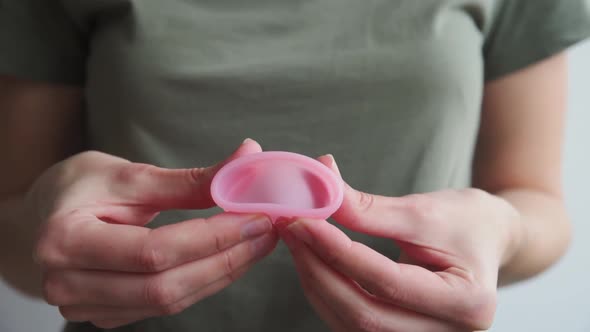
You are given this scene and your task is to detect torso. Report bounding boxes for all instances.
[61,1,497,330]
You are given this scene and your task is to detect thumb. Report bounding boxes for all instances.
[316,154,341,178]
[117,138,262,210]
[317,154,418,240]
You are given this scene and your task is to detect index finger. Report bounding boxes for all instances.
[40,213,272,272]
[279,219,492,327]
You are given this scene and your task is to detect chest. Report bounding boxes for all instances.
[64,0,494,100]
[63,0,495,177]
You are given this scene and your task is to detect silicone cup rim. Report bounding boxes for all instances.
[210,151,344,221]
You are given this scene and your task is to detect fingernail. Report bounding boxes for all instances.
[242,138,254,144]
[275,217,294,229]
[241,216,272,240]
[287,221,313,245]
[250,233,277,258]
[326,154,341,176]
[324,154,334,164]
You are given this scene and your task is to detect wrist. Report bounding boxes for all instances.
[496,195,526,268]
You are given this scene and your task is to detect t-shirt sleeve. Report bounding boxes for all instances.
[484,0,590,81]
[0,0,87,85]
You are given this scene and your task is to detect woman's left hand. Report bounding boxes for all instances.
[277,155,522,332]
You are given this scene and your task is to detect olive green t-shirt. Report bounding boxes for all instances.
[1,1,590,331]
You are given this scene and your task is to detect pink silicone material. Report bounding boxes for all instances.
[211,151,344,222]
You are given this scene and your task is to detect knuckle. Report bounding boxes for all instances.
[402,194,440,220]
[186,167,207,184]
[356,191,376,215]
[42,274,69,306]
[112,163,157,185]
[220,250,237,281]
[461,188,488,200]
[227,266,249,284]
[159,301,189,316]
[58,306,81,322]
[351,308,382,332]
[457,287,497,330]
[320,240,353,268]
[137,242,168,272]
[35,218,71,267]
[209,227,231,253]
[34,239,63,268]
[36,211,88,268]
[298,260,321,285]
[67,151,107,171]
[321,250,343,267]
[69,151,128,175]
[379,280,406,304]
[76,150,110,162]
[144,276,179,307]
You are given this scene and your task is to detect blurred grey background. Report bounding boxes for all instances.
[1,40,589,332]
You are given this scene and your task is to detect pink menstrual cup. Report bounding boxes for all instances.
[211,151,344,222]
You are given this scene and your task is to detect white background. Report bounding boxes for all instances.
[1,41,589,332]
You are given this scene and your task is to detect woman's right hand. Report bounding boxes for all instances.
[28,139,277,329]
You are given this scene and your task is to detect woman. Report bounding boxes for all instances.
[1,1,589,331]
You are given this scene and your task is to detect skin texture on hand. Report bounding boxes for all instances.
[27,139,279,329]
[277,155,519,332]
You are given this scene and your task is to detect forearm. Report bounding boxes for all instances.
[495,188,571,286]
[0,78,85,298]
[0,194,44,298]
